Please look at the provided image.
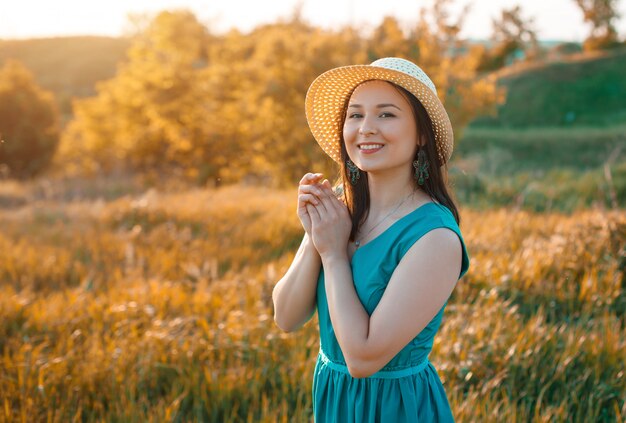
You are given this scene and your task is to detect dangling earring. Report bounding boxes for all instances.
[346,158,360,185]
[413,148,430,186]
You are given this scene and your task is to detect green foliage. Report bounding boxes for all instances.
[473,48,626,127]
[0,60,60,178]
[611,161,626,205]
[458,125,626,170]
[452,125,626,211]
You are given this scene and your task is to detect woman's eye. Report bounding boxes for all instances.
[347,112,395,119]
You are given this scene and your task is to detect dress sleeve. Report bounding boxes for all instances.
[395,205,470,280]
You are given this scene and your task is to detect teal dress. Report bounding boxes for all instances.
[313,202,470,422]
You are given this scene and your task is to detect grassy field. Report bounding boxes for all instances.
[0,179,624,422]
[453,124,626,212]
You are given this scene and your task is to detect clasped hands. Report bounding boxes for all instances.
[297,173,352,261]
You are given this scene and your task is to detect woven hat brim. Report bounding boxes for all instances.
[305,65,454,165]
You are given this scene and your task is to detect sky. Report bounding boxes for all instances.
[1,0,625,41]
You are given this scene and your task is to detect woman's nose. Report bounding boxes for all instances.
[358,118,377,136]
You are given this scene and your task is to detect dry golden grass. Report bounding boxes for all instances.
[0,181,624,422]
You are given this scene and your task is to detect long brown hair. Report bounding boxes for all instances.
[336,81,460,242]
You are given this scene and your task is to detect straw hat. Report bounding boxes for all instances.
[305,57,454,166]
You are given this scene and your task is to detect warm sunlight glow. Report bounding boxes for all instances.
[2,0,625,40]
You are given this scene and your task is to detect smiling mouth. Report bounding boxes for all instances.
[358,144,384,151]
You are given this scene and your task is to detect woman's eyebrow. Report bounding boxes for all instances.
[348,103,401,110]
[377,103,401,110]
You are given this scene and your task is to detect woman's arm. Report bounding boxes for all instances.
[272,232,321,332]
[322,228,462,378]
[272,172,326,332]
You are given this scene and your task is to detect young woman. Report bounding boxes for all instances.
[272,57,470,422]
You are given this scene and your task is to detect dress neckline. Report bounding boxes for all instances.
[350,201,439,262]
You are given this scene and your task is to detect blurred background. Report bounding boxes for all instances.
[0,0,625,421]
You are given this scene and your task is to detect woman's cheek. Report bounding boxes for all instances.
[342,126,353,143]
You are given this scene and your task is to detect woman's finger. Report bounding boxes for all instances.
[298,193,319,206]
[322,180,338,198]
[311,190,329,216]
[315,189,341,223]
[306,203,321,224]
[298,173,314,185]
[299,172,324,185]
[318,180,342,211]
[321,181,340,204]
[298,183,324,198]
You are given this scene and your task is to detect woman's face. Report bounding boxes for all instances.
[343,80,419,175]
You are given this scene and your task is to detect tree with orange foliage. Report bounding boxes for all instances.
[59,4,500,187]
[212,21,367,186]
[367,17,410,61]
[574,0,623,50]
[407,0,503,138]
[476,6,539,72]
[0,60,60,178]
[60,10,213,181]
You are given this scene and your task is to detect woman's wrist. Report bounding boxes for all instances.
[320,251,349,268]
[303,232,321,257]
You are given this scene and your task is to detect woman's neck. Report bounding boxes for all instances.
[366,171,423,218]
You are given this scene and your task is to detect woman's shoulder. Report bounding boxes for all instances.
[394,201,465,254]
[399,201,470,278]
[407,201,458,228]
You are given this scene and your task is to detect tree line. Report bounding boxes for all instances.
[0,0,623,185]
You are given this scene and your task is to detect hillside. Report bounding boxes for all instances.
[473,47,626,127]
[453,124,626,211]
[0,36,130,117]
